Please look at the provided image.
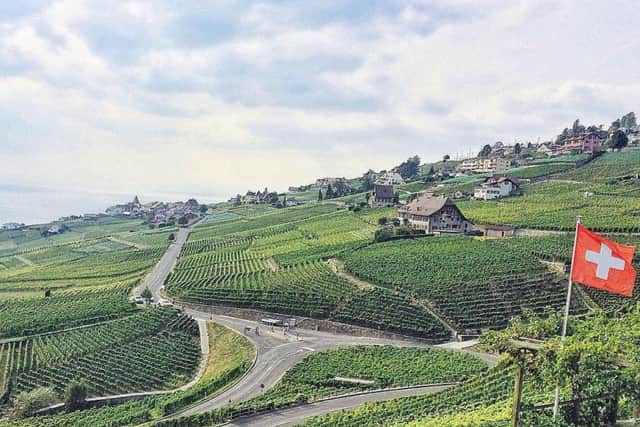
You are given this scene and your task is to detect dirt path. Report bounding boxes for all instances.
[267,258,279,273]
[327,258,456,337]
[13,255,34,266]
[327,258,373,290]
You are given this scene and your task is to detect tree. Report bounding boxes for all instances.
[374,228,393,242]
[478,144,492,157]
[44,289,51,298]
[178,216,188,225]
[427,165,435,176]
[9,387,57,418]
[168,233,175,242]
[393,192,400,204]
[377,217,388,225]
[325,184,335,199]
[556,127,571,144]
[619,112,636,129]
[572,118,585,135]
[317,190,323,202]
[514,143,522,155]
[199,204,208,213]
[607,129,628,151]
[396,155,421,179]
[364,192,371,205]
[359,171,375,192]
[442,154,450,162]
[64,381,87,411]
[141,287,153,303]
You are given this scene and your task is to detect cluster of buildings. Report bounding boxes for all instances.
[1,222,25,231]
[459,157,512,174]
[537,132,603,156]
[105,196,204,227]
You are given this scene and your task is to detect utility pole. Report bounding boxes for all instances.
[511,350,525,427]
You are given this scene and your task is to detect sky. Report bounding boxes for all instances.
[1,0,639,200]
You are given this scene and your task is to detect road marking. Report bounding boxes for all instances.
[302,346,315,352]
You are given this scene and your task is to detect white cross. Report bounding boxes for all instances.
[585,243,626,280]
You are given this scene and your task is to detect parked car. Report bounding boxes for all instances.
[133,296,144,304]
[157,299,173,307]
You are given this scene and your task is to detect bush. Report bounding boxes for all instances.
[9,387,57,418]
[374,229,393,242]
[64,381,87,411]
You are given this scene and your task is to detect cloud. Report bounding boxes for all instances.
[1,0,639,204]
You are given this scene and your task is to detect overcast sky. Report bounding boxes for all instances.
[1,0,639,198]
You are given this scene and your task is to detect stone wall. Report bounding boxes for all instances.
[176,301,443,344]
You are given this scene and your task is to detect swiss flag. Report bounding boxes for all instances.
[571,224,637,297]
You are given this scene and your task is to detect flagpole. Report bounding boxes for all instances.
[553,215,581,419]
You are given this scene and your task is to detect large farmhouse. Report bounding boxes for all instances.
[370,184,395,207]
[474,176,520,200]
[397,195,471,233]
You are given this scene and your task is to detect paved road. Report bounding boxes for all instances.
[225,385,452,427]
[129,220,498,424]
[175,310,462,418]
[134,226,190,299]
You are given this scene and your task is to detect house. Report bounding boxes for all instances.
[474,176,520,200]
[478,157,511,173]
[458,157,510,173]
[1,222,24,230]
[459,158,480,171]
[561,133,602,154]
[477,225,515,238]
[370,184,395,207]
[285,198,303,207]
[314,177,347,189]
[375,172,404,185]
[397,195,472,233]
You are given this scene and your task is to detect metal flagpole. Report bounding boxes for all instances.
[552,215,581,419]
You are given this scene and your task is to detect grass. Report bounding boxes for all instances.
[203,322,256,382]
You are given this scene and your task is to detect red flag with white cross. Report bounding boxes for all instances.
[571,224,637,297]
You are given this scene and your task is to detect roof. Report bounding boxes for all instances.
[399,195,457,217]
[482,175,520,186]
[374,184,395,199]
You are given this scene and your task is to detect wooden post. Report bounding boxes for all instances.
[511,351,525,427]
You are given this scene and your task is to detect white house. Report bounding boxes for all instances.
[376,172,404,185]
[474,176,520,200]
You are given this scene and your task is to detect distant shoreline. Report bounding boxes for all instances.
[0,188,225,226]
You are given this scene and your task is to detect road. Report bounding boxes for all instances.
[132,220,498,424]
[224,385,452,427]
[134,226,190,299]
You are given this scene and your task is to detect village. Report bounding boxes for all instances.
[225,116,639,239]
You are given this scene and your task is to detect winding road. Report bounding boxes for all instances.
[135,221,498,425]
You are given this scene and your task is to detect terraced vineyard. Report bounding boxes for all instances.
[0,309,199,401]
[301,366,516,427]
[0,323,253,427]
[342,236,587,331]
[558,151,640,183]
[457,180,640,232]
[0,283,138,338]
[166,208,452,340]
[153,345,488,427]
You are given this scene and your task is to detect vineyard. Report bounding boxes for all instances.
[0,323,254,427]
[301,366,516,427]
[0,309,200,401]
[457,180,640,232]
[152,345,489,427]
[342,236,588,331]
[558,151,640,183]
